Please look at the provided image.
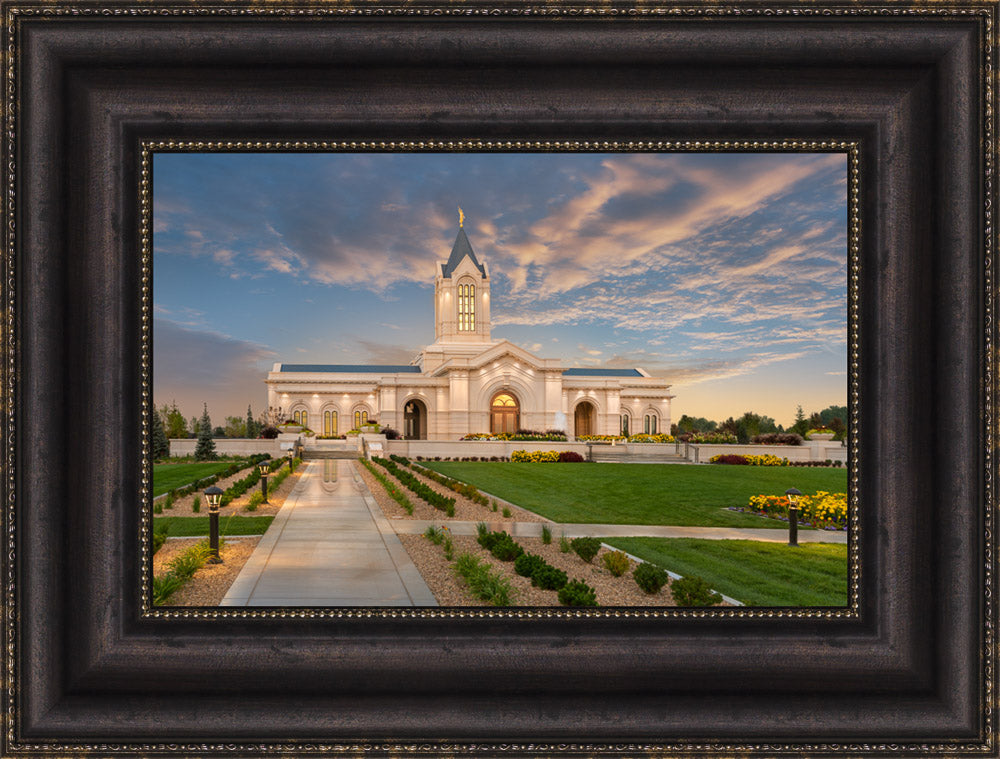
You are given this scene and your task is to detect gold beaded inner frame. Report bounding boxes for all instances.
[139,139,861,622]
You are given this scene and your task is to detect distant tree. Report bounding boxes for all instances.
[828,416,847,440]
[790,405,809,437]
[158,401,188,439]
[735,411,778,443]
[676,414,717,433]
[245,404,259,439]
[224,415,247,438]
[151,409,170,460]
[718,417,740,437]
[260,406,286,427]
[809,412,825,429]
[819,405,848,428]
[194,403,216,460]
[213,426,226,438]
[189,416,199,439]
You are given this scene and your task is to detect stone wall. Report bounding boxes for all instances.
[169,439,284,457]
[683,442,847,463]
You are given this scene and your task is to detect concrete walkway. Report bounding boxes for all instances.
[220,460,437,607]
[387,518,848,544]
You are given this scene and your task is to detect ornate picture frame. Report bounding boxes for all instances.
[2,2,996,754]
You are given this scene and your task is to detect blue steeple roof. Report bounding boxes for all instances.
[441,227,486,278]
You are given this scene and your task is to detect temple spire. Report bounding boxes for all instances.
[458,206,465,228]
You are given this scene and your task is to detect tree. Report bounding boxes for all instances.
[735,411,777,443]
[189,416,199,439]
[213,426,226,438]
[260,406,286,427]
[151,409,170,460]
[245,404,259,439]
[224,415,247,438]
[790,405,809,437]
[158,401,187,439]
[675,414,717,434]
[194,403,216,460]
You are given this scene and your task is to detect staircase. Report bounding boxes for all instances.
[303,449,360,460]
[588,446,686,464]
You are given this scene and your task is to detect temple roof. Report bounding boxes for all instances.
[441,227,487,278]
[561,368,644,377]
[278,364,421,374]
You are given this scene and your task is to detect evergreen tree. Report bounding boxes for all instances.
[790,405,809,437]
[194,403,216,461]
[246,404,258,439]
[151,408,170,460]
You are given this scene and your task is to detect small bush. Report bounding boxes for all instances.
[152,521,169,554]
[541,525,552,545]
[558,579,598,607]
[191,495,200,513]
[478,530,524,561]
[558,451,586,462]
[502,507,511,518]
[424,525,444,545]
[751,432,804,445]
[602,550,630,577]
[570,537,602,563]
[491,500,499,512]
[514,552,547,578]
[153,502,163,514]
[633,562,669,594]
[532,564,568,591]
[711,454,749,465]
[476,522,490,540]
[164,492,174,510]
[453,553,515,606]
[671,575,724,607]
[246,490,263,511]
[442,535,454,561]
[559,535,572,553]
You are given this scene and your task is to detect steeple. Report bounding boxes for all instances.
[442,226,487,279]
[433,214,491,344]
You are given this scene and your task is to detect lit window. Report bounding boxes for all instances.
[644,414,657,434]
[458,283,476,331]
[354,409,369,428]
[620,414,630,436]
[324,410,337,436]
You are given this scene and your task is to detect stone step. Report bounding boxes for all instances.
[590,451,686,463]
[303,450,360,460]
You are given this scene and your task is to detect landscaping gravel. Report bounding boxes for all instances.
[153,537,261,606]
[155,463,304,518]
[398,531,678,607]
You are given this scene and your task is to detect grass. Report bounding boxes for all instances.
[153,515,274,537]
[152,461,238,497]
[606,537,849,607]
[423,462,848,527]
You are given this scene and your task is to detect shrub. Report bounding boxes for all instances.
[502,507,511,518]
[570,537,601,563]
[751,432,804,446]
[491,500,499,512]
[452,554,515,606]
[558,579,598,607]
[442,534,454,561]
[627,433,675,443]
[373,456,455,516]
[476,522,489,540]
[671,575,724,607]
[532,564,568,591]
[246,490,263,511]
[633,562,669,594]
[360,459,414,515]
[558,451,585,462]
[152,521,169,554]
[163,492,174,510]
[510,449,561,463]
[153,502,163,515]
[559,535,572,553]
[514,552,547,578]
[710,454,749,465]
[478,530,524,561]
[424,525,444,545]
[602,550,630,577]
[191,495,200,513]
[382,427,400,440]
[541,525,552,544]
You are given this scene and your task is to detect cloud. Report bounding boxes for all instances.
[354,340,418,365]
[153,318,276,421]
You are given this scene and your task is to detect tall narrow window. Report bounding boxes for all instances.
[324,410,337,436]
[458,283,475,331]
[300,411,308,430]
[620,414,630,436]
[354,410,369,429]
[644,414,657,434]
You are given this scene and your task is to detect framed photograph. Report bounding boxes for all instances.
[3,1,995,754]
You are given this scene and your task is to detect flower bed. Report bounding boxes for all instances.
[510,450,561,462]
[734,491,848,530]
[576,434,675,443]
[710,453,787,466]
[460,430,568,441]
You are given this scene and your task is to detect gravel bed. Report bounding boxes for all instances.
[398,531,677,607]
[153,536,262,606]
[356,459,544,524]
[156,463,304,518]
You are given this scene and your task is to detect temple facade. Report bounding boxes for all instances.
[265,220,674,441]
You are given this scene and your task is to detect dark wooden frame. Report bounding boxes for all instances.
[3,2,996,754]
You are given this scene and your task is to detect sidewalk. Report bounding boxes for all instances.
[220,460,437,606]
[387,518,848,543]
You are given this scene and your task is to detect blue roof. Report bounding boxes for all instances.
[278,364,422,374]
[441,227,487,278]
[562,368,643,377]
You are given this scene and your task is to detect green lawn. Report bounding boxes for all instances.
[606,537,849,607]
[153,515,274,537]
[152,462,239,496]
[424,462,847,527]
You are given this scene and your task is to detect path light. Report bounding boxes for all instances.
[784,487,802,547]
[258,459,271,504]
[288,447,295,473]
[203,485,224,564]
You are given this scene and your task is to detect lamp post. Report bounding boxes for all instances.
[784,487,802,547]
[204,485,224,563]
[258,459,270,504]
[288,447,295,473]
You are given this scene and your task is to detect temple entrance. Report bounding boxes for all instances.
[490,392,520,435]
[404,399,427,440]
[574,401,596,438]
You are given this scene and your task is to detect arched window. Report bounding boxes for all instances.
[324,410,338,436]
[620,413,630,436]
[458,282,476,331]
[644,414,658,434]
[293,409,308,427]
[354,409,369,429]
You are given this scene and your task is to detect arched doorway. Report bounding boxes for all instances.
[575,401,596,438]
[403,399,427,440]
[490,391,520,435]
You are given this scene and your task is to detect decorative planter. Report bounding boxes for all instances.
[809,432,835,441]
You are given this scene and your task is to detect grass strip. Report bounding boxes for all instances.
[152,462,237,497]
[424,461,847,527]
[153,515,274,537]
[605,537,849,607]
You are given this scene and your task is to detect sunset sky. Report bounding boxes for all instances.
[153,151,848,429]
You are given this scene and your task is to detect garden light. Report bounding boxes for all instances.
[203,485,224,563]
[258,459,270,504]
[785,487,802,547]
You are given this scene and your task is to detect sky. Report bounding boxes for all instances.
[153,151,848,429]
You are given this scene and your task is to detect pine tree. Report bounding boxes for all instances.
[151,408,170,460]
[246,404,258,439]
[790,405,809,437]
[194,403,216,461]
